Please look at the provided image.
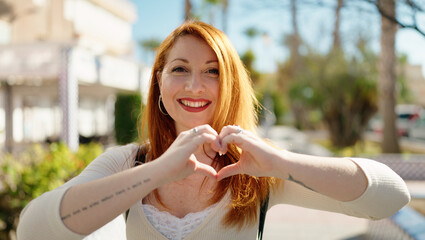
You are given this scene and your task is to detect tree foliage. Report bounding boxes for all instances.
[114,93,142,145]
[0,143,103,240]
[139,38,161,65]
[140,38,161,52]
[240,49,260,84]
[366,0,425,37]
[287,40,379,148]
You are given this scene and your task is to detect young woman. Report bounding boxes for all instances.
[17,21,410,240]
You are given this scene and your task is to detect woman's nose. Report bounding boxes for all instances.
[185,74,205,93]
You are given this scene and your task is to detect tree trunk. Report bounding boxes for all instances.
[289,0,301,74]
[222,0,228,33]
[332,0,343,50]
[378,0,400,153]
[184,0,192,21]
[288,0,308,129]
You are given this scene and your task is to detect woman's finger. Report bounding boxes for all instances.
[187,125,221,151]
[188,124,219,137]
[219,125,243,139]
[218,125,250,154]
[216,163,242,181]
[194,161,218,179]
[220,133,247,154]
[191,132,221,151]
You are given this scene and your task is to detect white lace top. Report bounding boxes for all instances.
[142,203,218,240]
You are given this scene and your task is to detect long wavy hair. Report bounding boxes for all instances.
[140,20,278,229]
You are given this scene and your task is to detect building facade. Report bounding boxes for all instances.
[0,0,151,152]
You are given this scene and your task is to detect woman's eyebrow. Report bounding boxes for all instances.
[170,58,189,63]
[206,60,218,64]
[170,58,218,64]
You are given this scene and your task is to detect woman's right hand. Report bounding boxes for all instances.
[155,124,221,183]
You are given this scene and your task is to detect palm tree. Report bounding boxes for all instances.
[244,26,260,49]
[221,0,228,33]
[378,0,400,153]
[184,0,192,21]
[140,38,161,65]
[201,0,229,31]
[332,0,343,51]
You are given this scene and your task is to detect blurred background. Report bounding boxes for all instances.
[0,0,425,239]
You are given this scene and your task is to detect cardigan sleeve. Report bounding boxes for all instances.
[269,157,411,220]
[16,144,137,240]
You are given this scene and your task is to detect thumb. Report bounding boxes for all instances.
[217,163,241,181]
[194,162,218,180]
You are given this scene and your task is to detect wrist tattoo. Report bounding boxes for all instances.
[288,174,316,192]
[61,178,151,221]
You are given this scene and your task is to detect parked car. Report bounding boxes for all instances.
[396,104,423,136]
[408,117,425,140]
[368,104,423,137]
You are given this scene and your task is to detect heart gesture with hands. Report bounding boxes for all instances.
[216,125,282,181]
[156,124,222,183]
[158,124,281,184]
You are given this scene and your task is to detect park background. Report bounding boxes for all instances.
[1,0,425,239]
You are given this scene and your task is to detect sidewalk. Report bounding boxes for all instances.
[257,126,332,157]
[259,126,368,239]
[258,126,420,240]
[263,205,369,240]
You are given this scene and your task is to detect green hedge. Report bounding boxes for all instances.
[114,93,142,144]
[0,142,103,239]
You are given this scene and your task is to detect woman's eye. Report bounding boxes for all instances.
[207,68,219,75]
[172,67,186,73]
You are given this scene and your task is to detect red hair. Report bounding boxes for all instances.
[140,20,279,229]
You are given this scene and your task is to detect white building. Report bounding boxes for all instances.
[0,0,151,152]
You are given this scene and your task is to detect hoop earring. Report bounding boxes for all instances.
[158,94,168,115]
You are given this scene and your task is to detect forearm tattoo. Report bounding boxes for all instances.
[61,177,151,221]
[287,174,316,192]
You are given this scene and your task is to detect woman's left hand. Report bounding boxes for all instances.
[216,125,282,181]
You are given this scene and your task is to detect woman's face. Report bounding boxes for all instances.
[159,35,220,133]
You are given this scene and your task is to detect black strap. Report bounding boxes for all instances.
[125,209,130,222]
[125,147,146,221]
[134,147,146,166]
[258,191,270,240]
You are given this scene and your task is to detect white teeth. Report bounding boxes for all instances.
[181,100,208,108]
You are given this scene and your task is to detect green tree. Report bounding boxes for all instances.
[240,49,260,83]
[288,41,379,148]
[341,0,425,152]
[0,143,103,240]
[199,0,229,30]
[396,54,414,103]
[243,26,260,49]
[139,38,161,65]
[241,26,262,83]
[114,93,142,144]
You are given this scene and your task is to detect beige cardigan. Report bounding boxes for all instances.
[17,144,410,240]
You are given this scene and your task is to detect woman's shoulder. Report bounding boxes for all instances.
[86,143,140,173]
[104,143,139,157]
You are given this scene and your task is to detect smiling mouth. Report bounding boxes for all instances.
[179,99,211,108]
[178,98,211,112]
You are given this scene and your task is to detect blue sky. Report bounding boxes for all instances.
[130,0,425,76]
